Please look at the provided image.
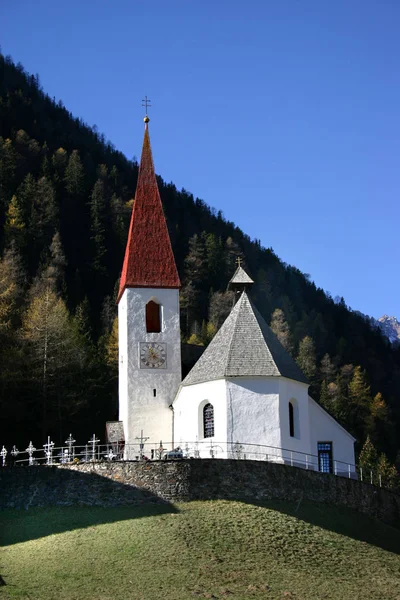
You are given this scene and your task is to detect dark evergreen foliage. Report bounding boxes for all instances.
[0,52,399,462]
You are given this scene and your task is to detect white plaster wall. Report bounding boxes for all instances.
[308,396,356,473]
[226,378,282,460]
[119,287,181,449]
[278,378,312,460]
[118,292,128,439]
[173,379,228,458]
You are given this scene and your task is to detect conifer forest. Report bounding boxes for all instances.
[0,53,399,477]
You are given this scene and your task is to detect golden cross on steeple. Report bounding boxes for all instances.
[236,256,242,268]
[142,95,151,122]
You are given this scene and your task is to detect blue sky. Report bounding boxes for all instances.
[1,0,399,318]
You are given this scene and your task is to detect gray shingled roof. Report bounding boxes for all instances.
[182,292,308,386]
[229,265,254,285]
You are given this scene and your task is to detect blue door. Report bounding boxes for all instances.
[318,442,333,473]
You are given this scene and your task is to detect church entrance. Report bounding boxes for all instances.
[318,442,333,473]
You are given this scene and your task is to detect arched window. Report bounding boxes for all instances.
[289,402,295,437]
[203,403,214,438]
[146,300,161,333]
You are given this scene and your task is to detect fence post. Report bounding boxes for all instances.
[334,461,337,475]
[379,474,382,488]
[348,464,351,479]
[290,451,293,467]
[360,467,363,482]
[370,471,373,485]
[306,455,308,470]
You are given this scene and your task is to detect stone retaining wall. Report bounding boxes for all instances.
[1,460,399,526]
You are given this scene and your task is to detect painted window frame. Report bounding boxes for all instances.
[203,403,215,438]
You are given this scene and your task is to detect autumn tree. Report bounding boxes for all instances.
[348,366,371,441]
[209,290,234,329]
[22,272,86,439]
[270,308,294,355]
[297,335,317,380]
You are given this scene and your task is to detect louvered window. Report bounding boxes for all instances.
[203,403,214,438]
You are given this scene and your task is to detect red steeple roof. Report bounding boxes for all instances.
[117,123,181,302]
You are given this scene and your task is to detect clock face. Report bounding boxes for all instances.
[139,342,167,369]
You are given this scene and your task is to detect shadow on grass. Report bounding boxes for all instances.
[245,498,400,555]
[0,466,178,547]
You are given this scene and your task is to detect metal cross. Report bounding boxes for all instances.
[88,434,100,461]
[44,436,55,465]
[105,448,116,461]
[236,256,242,267]
[135,430,150,459]
[26,441,36,466]
[65,433,76,461]
[142,95,151,115]
[1,446,7,467]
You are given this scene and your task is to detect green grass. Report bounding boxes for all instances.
[1,500,399,600]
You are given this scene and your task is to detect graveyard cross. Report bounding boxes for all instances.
[135,430,150,459]
[0,446,7,466]
[43,436,55,465]
[26,441,36,466]
[88,434,100,461]
[105,448,116,461]
[65,433,76,460]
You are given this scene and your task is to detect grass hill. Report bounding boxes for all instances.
[1,500,399,600]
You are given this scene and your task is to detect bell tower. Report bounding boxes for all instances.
[117,113,181,452]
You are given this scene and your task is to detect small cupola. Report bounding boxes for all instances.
[228,259,254,302]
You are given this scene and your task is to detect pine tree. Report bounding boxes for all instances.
[0,138,16,246]
[348,366,371,441]
[0,244,25,331]
[209,290,234,329]
[51,148,68,184]
[297,336,317,379]
[90,179,108,273]
[359,435,378,476]
[4,195,26,250]
[22,280,85,438]
[270,308,294,354]
[64,150,85,196]
[376,453,398,490]
[320,353,336,383]
[31,176,57,254]
[105,317,118,371]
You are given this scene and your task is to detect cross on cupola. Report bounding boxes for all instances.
[229,257,254,301]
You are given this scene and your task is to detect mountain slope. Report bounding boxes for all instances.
[0,52,400,460]
[378,315,400,344]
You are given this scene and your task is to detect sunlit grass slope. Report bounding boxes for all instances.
[1,500,399,600]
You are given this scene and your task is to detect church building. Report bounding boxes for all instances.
[116,115,356,475]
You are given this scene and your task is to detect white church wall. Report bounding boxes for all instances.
[278,378,312,466]
[173,379,228,458]
[226,378,283,461]
[119,287,181,452]
[308,396,356,474]
[118,291,129,440]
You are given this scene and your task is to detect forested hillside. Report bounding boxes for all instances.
[0,53,399,472]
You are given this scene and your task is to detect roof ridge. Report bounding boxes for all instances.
[225,293,245,373]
